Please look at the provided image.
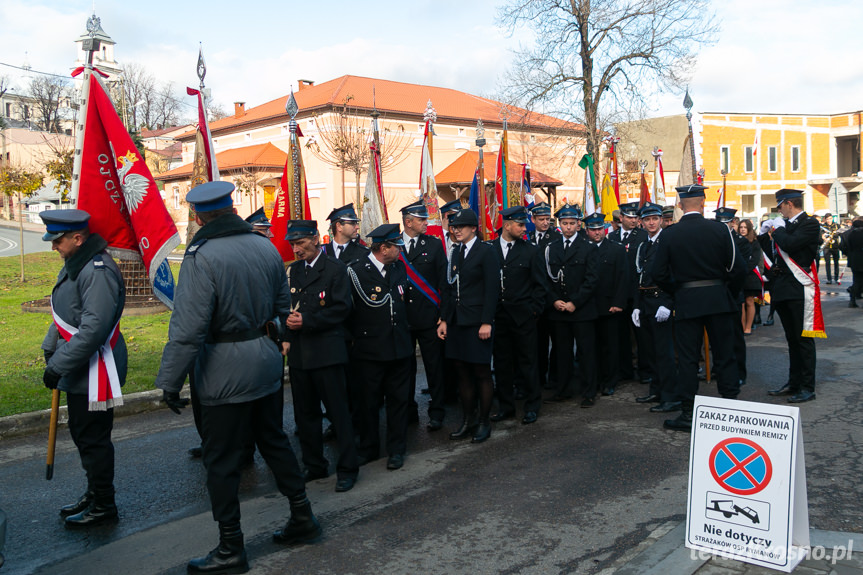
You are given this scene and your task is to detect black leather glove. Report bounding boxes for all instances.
[43,369,61,390]
[163,390,189,415]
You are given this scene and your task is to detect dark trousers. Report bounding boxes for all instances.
[618,303,651,381]
[853,270,862,299]
[554,320,597,399]
[536,313,556,388]
[639,309,677,402]
[354,357,411,458]
[595,314,620,392]
[289,365,358,479]
[775,300,816,393]
[67,393,114,495]
[493,314,541,414]
[410,326,446,422]
[674,312,740,406]
[822,248,840,281]
[200,390,305,524]
[733,308,747,382]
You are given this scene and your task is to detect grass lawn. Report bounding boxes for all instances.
[0,252,173,418]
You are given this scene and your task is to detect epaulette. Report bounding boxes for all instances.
[186,238,208,256]
[93,253,105,268]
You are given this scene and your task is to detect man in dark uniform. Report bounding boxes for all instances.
[630,203,678,412]
[40,209,126,528]
[840,217,863,306]
[716,207,751,388]
[543,204,600,407]
[400,200,448,431]
[652,185,747,431]
[490,206,548,424]
[661,205,675,229]
[156,183,320,573]
[440,199,464,259]
[246,207,273,238]
[528,202,561,391]
[584,212,627,396]
[324,203,369,264]
[284,220,360,490]
[348,224,413,470]
[820,213,840,284]
[607,201,650,384]
[760,189,822,403]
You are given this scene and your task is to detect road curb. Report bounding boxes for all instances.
[0,388,188,440]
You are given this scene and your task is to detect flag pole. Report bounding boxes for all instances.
[70,15,101,205]
[476,119,487,240]
[720,169,727,208]
[286,90,302,219]
[370,90,388,223]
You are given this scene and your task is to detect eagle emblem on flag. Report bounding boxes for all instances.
[116,151,150,212]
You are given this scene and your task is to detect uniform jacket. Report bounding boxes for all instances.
[634,234,673,314]
[284,253,353,369]
[324,239,369,265]
[401,233,447,330]
[841,226,863,272]
[347,255,413,361]
[651,213,746,319]
[529,227,561,249]
[594,239,629,316]
[607,227,648,300]
[758,213,822,302]
[491,237,548,326]
[42,234,127,395]
[155,215,288,405]
[742,238,764,292]
[441,239,500,327]
[544,234,599,322]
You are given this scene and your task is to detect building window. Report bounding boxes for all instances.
[172,186,180,209]
[457,128,465,136]
[418,124,424,132]
[245,133,252,142]
[744,146,754,173]
[768,146,777,172]
[741,195,755,213]
[4,102,10,117]
[791,146,801,172]
[530,134,537,142]
[720,146,730,174]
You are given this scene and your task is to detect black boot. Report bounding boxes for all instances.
[448,420,473,440]
[763,312,774,326]
[753,309,762,325]
[64,489,118,528]
[59,490,93,517]
[663,403,693,432]
[850,294,859,308]
[471,420,491,443]
[188,521,249,574]
[273,493,321,544]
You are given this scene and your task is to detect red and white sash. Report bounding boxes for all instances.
[775,246,827,339]
[50,298,123,410]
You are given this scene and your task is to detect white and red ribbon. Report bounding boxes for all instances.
[775,246,827,338]
[51,297,123,410]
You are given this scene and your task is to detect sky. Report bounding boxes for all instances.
[2,0,863,122]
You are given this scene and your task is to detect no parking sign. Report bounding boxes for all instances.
[686,396,810,572]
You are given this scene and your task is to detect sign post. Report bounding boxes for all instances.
[686,396,810,572]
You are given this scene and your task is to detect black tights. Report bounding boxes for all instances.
[454,360,494,424]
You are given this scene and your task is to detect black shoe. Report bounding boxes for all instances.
[850,300,859,308]
[303,469,329,482]
[739,379,747,387]
[635,394,660,404]
[273,495,322,545]
[188,522,248,574]
[489,411,515,422]
[420,387,430,394]
[64,500,118,528]
[335,477,356,492]
[59,491,93,517]
[521,411,538,425]
[788,391,816,403]
[471,422,491,443]
[189,446,203,459]
[763,315,774,326]
[768,384,793,396]
[664,413,693,431]
[426,419,443,431]
[601,387,615,396]
[543,394,572,404]
[386,454,404,470]
[650,401,682,413]
[449,421,474,440]
[580,397,595,408]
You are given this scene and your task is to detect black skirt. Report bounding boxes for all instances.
[445,323,494,364]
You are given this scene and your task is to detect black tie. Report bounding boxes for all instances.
[409,238,416,254]
[505,242,513,259]
[564,239,571,251]
[304,264,312,278]
[336,245,343,258]
[622,231,628,242]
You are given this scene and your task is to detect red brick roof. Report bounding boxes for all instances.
[178,75,583,140]
[156,142,287,181]
[435,151,562,187]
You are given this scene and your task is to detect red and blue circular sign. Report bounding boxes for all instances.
[709,437,773,495]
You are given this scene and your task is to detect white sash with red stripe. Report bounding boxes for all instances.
[51,297,123,410]
[775,246,827,339]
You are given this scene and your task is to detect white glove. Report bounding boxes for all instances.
[655,306,671,322]
[760,220,773,234]
[772,216,786,229]
[631,308,641,328]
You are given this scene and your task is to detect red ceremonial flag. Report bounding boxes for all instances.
[269,111,311,262]
[75,72,179,307]
[419,121,444,243]
[639,170,650,208]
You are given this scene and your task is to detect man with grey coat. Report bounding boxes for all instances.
[155,182,320,574]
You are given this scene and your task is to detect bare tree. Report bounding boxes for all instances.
[29,76,69,133]
[305,96,411,206]
[498,0,718,175]
[120,63,182,130]
[41,137,74,202]
[234,168,262,211]
[207,101,229,121]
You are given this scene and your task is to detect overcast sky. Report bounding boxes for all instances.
[2,0,862,121]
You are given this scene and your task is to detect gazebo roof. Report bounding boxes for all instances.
[435,151,562,187]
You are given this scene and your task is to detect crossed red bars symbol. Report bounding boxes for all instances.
[709,437,773,496]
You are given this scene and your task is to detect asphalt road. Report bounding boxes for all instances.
[0,286,860,575]
[0,226,52,256]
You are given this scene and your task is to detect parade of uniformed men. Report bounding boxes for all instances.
[155,182,321,573]
[40,209,127,528]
